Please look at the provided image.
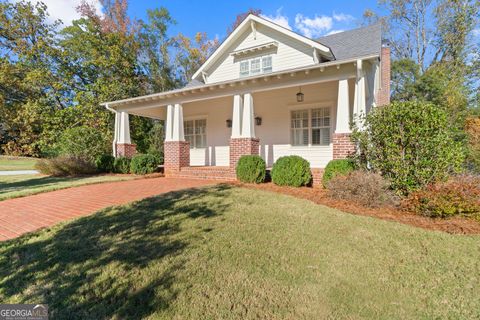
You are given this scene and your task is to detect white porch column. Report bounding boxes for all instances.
[112,111,120,156]
[366,61,379,113]
[336,78,351,134]
[118,111,131,144]
[171,103,185,141]
[165,104,174,141]
[231,94,243,138]
[241,92,255,138]
[354,59,366,128]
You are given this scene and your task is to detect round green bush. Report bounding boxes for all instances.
[236,155,266,183]
[113,157,131,174]
[130,154,158,175]
[322,159,356,188]
[95,154,115,173]
[271,155,312,187]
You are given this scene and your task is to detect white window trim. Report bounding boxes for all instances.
[289,104,333,147]
[239,54,273,78]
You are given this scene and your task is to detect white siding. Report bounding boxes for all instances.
[206,24,316,84]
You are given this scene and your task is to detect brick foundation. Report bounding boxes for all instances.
[333,133,356,159]
[164,141,190,175]
[229,138,260,171]
[311,168,325,187]
[167,166,237,181]
[116,143,136,158]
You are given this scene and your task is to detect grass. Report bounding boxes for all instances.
[0,185,479,319]
[0,156,38,171]
[0,174,135,201]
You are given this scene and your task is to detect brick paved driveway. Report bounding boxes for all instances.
[0,177,217,241]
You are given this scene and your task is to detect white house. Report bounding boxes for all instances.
[101,14,390,184]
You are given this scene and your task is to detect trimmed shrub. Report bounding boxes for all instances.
[322,159,356,188]
[236,155,266,183]
[130,154,158,175]
[113,157,131,174]
[271,155,311,187]
[352,101,465,194]
[57,126,110,162]
[327,170,399,208]
[404,175,480,218]
[35,156,97,176]
[95,154,115,173]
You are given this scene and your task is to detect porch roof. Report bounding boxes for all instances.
[101,54,379,111]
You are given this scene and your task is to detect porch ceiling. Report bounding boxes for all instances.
[102,54,379,114]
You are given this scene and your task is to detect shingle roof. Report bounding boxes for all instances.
[184,78,204,88]
[316,23,382,61]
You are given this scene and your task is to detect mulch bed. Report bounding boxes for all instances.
[233,182,480,235]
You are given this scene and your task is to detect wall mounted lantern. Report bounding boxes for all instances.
[226,119,232,128]
[255,116,262,126]
[296,87,304,103]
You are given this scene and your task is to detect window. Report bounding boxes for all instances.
[291,107,331,146]
[311,108,330,145]
[250,58,261,75]
[291,110,309,146]
[262,56,272,73]
[184,119,206,148]
[239,55,272,77]
[240,61,249,77]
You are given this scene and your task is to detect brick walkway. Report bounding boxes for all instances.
[0,177,217,241]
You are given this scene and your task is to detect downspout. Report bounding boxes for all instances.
[105,103,118,157]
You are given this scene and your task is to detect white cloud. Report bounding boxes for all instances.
[14,0,103,25]
[333,13,354,22]
[294,14,333,38]
[473,29,480,37]
[325,29,344,36]
[260,7,292,30]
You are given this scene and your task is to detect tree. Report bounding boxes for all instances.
[226,8,262,35]
[174,32,218,84]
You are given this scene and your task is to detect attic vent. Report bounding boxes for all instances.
[231,41,278,57]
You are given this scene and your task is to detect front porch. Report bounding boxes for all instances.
[106,58,380,185]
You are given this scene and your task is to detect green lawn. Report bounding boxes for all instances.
[0,174,134,200]
[0,186,479,319]
[0,156,38,171]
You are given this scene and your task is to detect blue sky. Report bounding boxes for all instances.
[25,0,381,40]
[128,0,379,40]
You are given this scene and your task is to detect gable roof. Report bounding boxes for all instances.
[316,23,382,61]
[191,14,334,81]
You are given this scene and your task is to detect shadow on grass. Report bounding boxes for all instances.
[0,184,233,319]
[0,176,85,194]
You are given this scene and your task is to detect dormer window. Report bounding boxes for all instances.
[250,58,261,75]
[239,55,273,78]
[240,61,249,77]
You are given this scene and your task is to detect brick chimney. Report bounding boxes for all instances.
[376,40,391,106]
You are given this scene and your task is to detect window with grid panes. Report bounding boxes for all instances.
[291,107,331,146]
[184,119,206,148]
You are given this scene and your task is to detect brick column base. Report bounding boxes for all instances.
[116,143,136,158]
[333,133,356,159]
[164,141,190,174]
[229,138,260,171]
[311,168,325,187]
